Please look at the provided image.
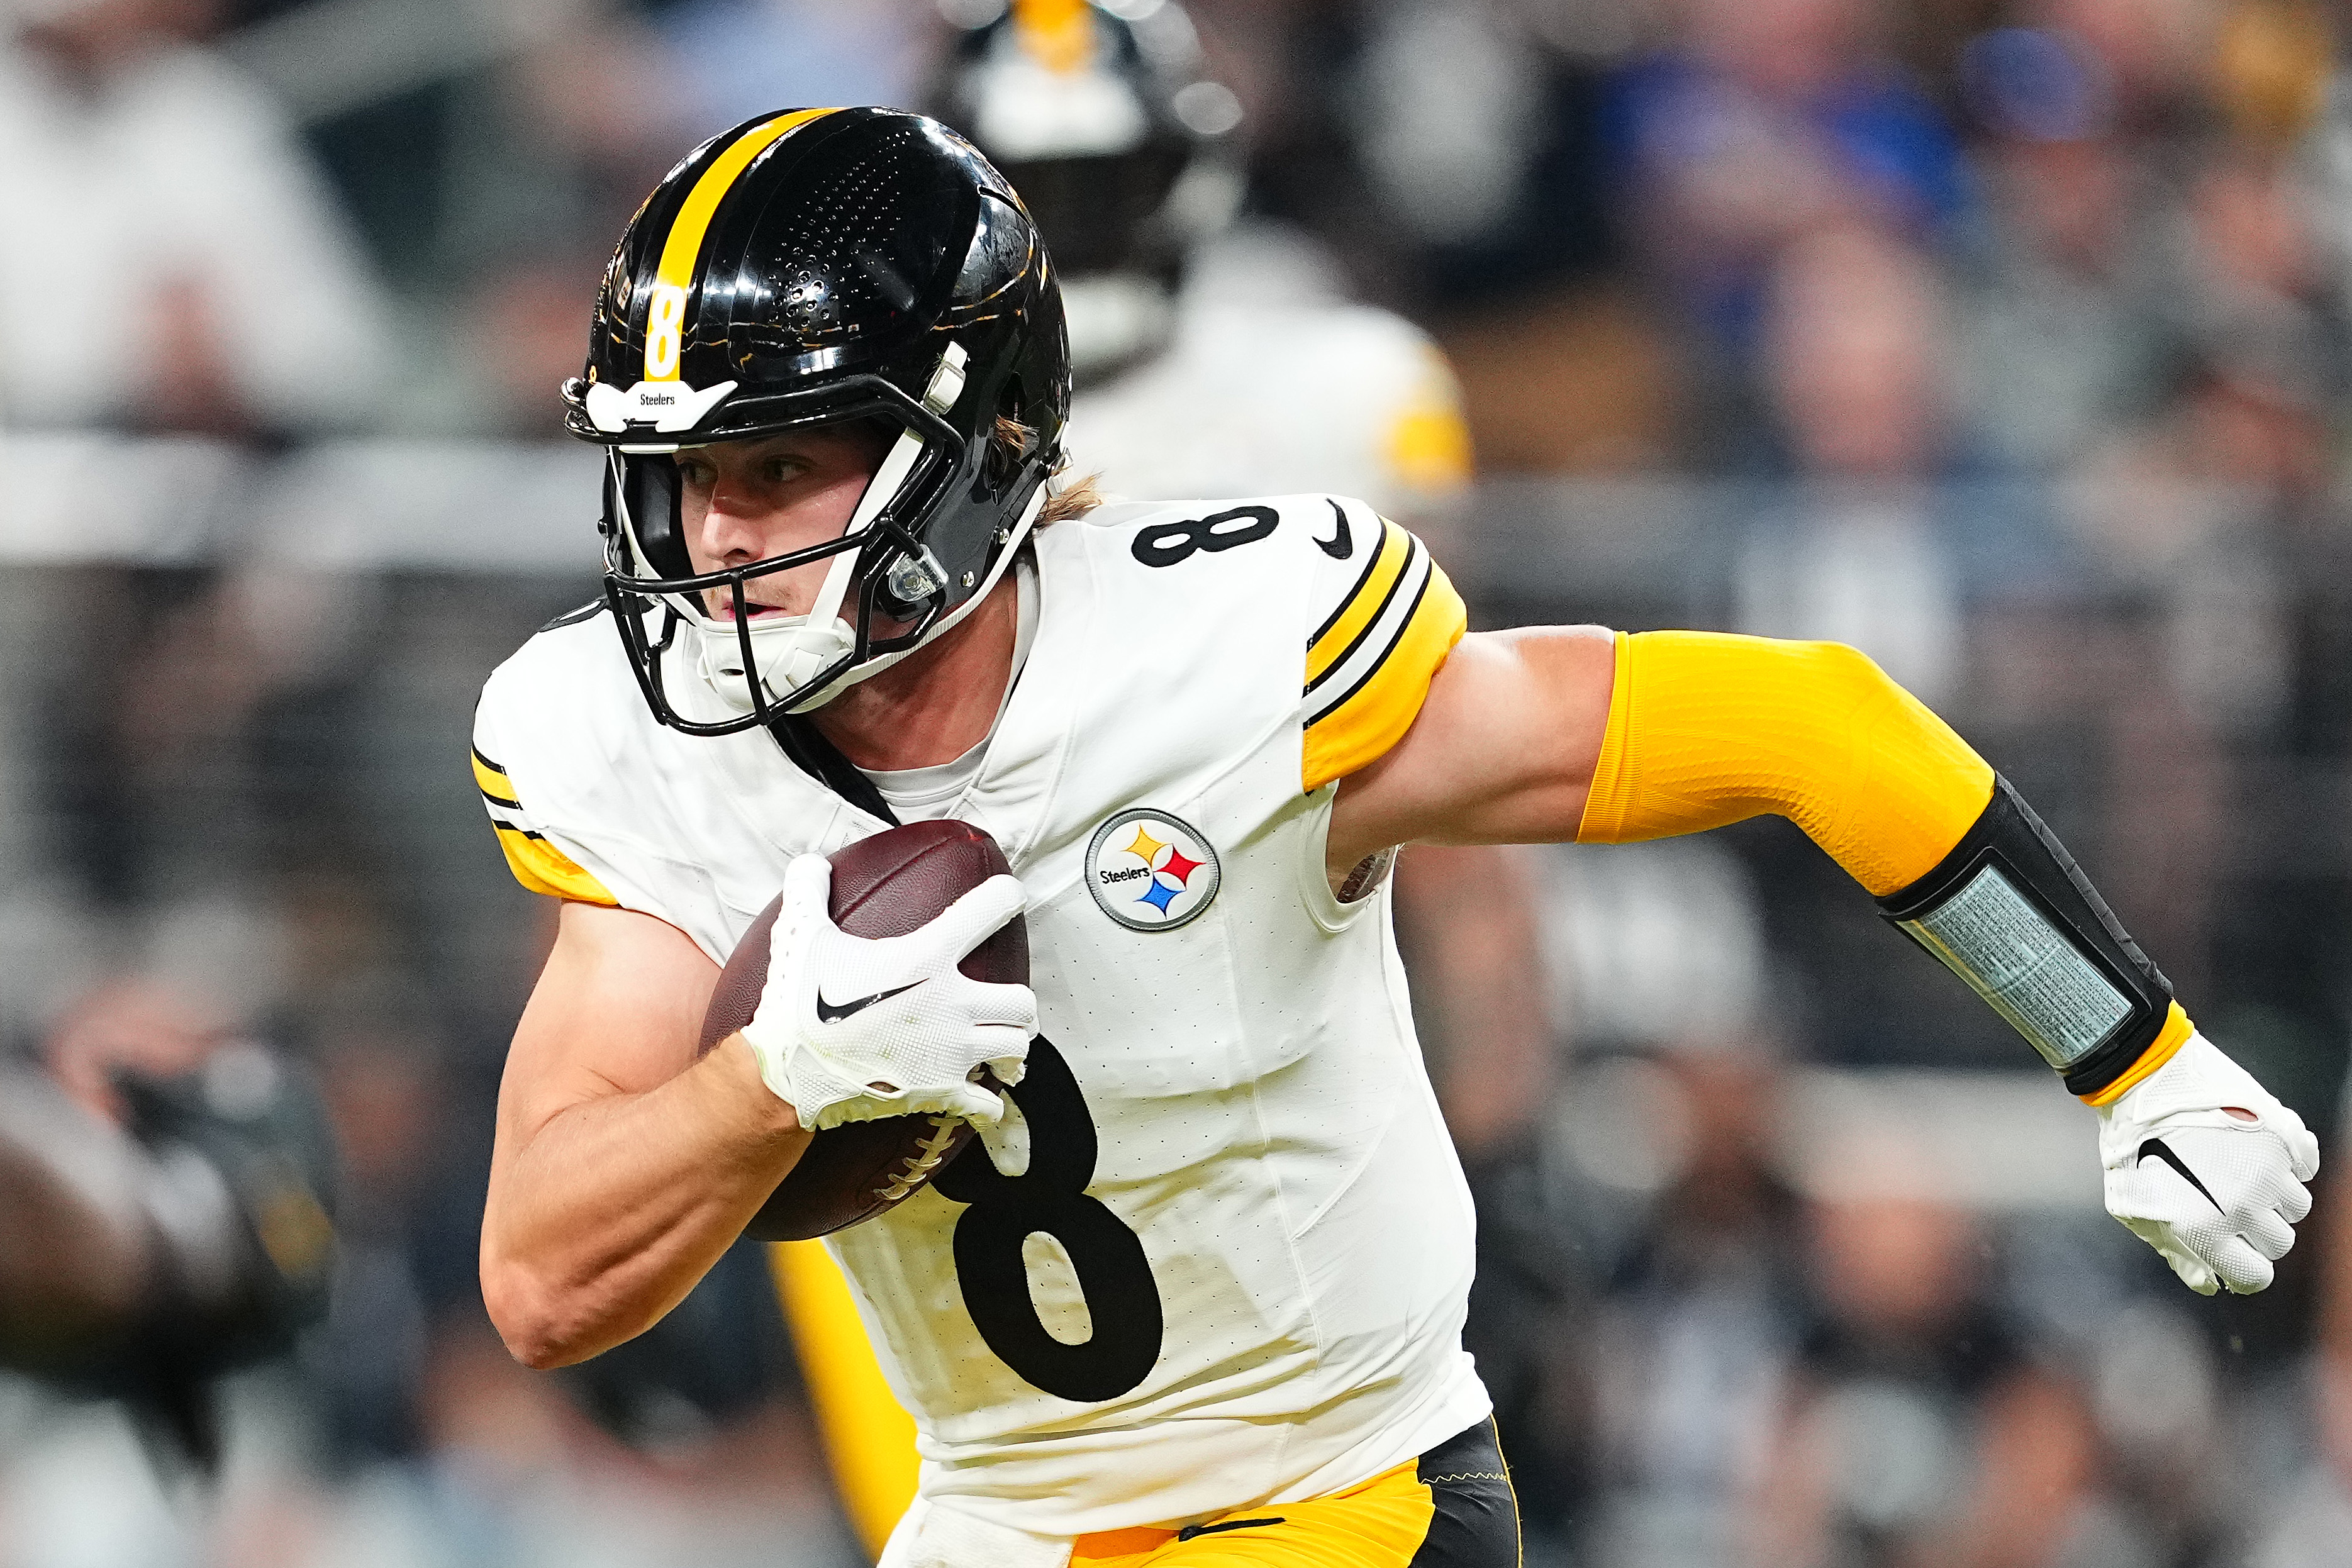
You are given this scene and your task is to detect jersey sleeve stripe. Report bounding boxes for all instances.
[1306,520,1413,691]
[1301,558,1468,791]
[1307,503,1391,650]
[474,743,618,904]
[492,823,620,905]
[472,748,516,798]
[1308,555,1434,726]
[1306,537,1435,720]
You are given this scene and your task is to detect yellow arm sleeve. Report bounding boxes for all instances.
[1573,631,2196,1104]
[1573,630,1993,898]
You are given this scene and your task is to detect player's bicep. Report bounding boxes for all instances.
[1329,624,1616,864]
[496,901,720,1152]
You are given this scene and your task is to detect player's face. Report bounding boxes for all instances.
[676,424,893,618]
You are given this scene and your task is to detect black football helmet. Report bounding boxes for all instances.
[562,107,1071,733]
[933,0,1242,381]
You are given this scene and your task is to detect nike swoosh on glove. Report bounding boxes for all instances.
[741,855,1036,1132]
[2098,1033,2320,1295]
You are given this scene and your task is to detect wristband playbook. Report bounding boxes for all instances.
[1876,777,2179,1099]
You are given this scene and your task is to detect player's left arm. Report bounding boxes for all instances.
[1331,624,2320,1296]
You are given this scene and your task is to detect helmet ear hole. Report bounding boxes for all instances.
[622,455,694,579]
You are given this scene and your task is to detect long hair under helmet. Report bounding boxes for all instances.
[562,107,1071,734]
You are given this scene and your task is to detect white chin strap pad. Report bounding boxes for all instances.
[691,548,861,714]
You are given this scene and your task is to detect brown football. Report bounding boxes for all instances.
[698,819,1027,1241]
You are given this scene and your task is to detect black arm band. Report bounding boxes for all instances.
[1875,775,2174,1097]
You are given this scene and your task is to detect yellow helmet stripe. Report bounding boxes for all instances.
[645,107,839,379]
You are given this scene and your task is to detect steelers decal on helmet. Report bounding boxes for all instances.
[1086,808,1220,930]
[581,106,837,436]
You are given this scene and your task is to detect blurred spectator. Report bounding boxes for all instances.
[2162,150,2343,503]
[1951,25,2180,474]
[1602,0,1965,355]
[649,0,932,139]
[2039,0,2221,138]
[1574,1047,1802,1568]
[1749,1195,2104,1568]
[1733,223,1967,705]
[1253,0,1620,309]
[0,0,391,436]
[444,11,701,436]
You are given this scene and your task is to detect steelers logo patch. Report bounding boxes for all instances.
[1085,808,1221,931]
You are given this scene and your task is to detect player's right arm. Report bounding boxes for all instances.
[481,899,810,1370]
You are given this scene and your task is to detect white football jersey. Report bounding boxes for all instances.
[472,495,1485,1539]
[1064,294,1472,527]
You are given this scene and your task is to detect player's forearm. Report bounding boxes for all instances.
[482,1036,808,1369]
[1575,631,2185,1102]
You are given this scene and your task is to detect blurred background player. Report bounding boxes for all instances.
[945,0,1561,1437]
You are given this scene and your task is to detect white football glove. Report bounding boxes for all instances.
[2098,1032,2319,1295]
[740,855,1035,1132]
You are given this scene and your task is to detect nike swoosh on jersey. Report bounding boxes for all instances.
[2137,1138,2224,1211]
[817,981,923,1024]
[1315,498,1354,560]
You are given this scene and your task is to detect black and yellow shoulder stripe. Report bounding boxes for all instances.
[1301,512,1467,791]
[472,747,618,906]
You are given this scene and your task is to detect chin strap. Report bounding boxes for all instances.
[770,713,901,826]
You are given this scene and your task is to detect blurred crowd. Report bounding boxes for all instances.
[4,0,2352,1564]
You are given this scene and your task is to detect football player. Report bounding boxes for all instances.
[476,109,2318,1567]
[727,5,1547,1550]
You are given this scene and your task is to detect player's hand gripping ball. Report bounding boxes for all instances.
[2099,1033,2321,1295]
[699,820,1035,1240]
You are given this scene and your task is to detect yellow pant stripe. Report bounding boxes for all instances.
[1577,631,1994,898]
[1071,1455,1436,1565]
[769,1240,919,1560]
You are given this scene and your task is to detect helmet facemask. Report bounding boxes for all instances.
[567,108,1071,741]
[594,348,1044,735]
